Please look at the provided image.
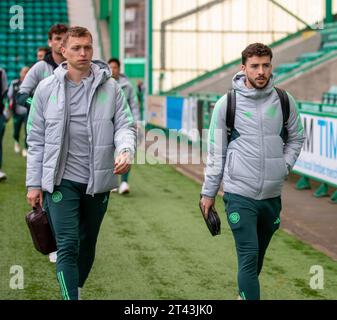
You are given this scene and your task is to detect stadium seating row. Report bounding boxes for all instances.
[0,0,69,83]
[273,21,337,77]
[322,86,337,105]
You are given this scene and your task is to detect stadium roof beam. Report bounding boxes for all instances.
[325,0,333,23]
[146,0,153,95]
[268,0,312,29]
[159,0,225,93]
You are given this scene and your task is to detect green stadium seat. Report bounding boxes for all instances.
[296,51,324,63]
[7,40,16,47]
[35,20,45,26]
[27,55,36,62]
[322,86,337,104]
[7,35,17,41]
[323,21,337,28]
[27,51,37,58]
[25,28,36,34]
[320,26,337,34]
[273,62,302,75]
[7,48,17,55]
[17,34,26,41]
[7,71,17,79]
[0,0,69,82]
[320,27,337,42]
[321,41,337,52]
[7,60,17,67]
[7,56,16,62]
[35,34,46,40]
[26,34,36,41]
[327,33,337,42]
[17,56,27,64]
[322,93,337,105]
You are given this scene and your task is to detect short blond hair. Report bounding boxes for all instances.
[62,26,93,47]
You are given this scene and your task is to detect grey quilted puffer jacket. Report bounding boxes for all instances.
[201,71,304,200]
[26,60,136,195]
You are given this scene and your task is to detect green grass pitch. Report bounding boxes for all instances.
[0,120,336,299]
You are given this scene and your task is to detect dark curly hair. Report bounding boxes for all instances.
[241,43,273,65]
[48,24,68,40]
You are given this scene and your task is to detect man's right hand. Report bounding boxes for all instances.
[26,189,43,208]
[200,196,215,219]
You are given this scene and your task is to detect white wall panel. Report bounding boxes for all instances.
[152,0,331,92]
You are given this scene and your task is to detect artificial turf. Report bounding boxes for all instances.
[0,120,336,300]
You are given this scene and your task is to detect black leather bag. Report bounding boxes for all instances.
[199,198,221,236]
[25,205,57,255]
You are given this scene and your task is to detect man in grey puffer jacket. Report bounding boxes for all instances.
[16,24,68,109]
[200,43,304,300]
[26,27,136,300]
[108,58,140,194]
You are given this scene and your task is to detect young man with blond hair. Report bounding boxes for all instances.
[26,26,136,300]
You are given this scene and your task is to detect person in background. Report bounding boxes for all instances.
[8,66,30,157]
[136,79,145,121]
[108,58,140,194]
[0,67,8,181]
[36,46,51,61]
[17,24,68,109]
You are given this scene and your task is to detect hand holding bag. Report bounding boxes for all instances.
[199,197,221,236]
[25,204,57,255]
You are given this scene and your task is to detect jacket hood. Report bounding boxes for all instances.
[43,51,59,70]
[115,73,129,86]
[54,60,112,85]
[232,71,275,99]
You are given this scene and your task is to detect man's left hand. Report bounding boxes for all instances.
[114,151,131,175]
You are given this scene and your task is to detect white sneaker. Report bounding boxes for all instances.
[48,251,57,263]
[14,141,20,153]
[22,148,27,158]
[0,170,7,181]
[118,181,130,194]
[110,187,118,193]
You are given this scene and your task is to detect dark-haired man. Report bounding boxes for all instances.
[16,24,68,108]
[200,43,304,300]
